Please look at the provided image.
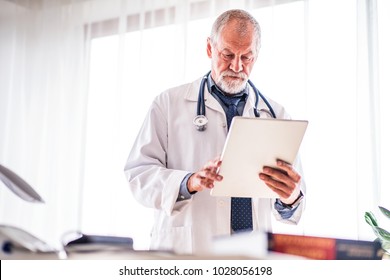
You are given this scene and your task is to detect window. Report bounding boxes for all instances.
[82,0,390,250]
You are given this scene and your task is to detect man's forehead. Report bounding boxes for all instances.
[216,36,256,54]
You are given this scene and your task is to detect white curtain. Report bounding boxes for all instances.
[0,0,89,249]
[0,0,389,251]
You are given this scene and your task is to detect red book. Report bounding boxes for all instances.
[267,232,383,260]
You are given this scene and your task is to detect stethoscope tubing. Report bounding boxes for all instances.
[247,79,276,118]
[194,72,276,131]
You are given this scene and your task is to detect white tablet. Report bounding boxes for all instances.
[210,117,308,198]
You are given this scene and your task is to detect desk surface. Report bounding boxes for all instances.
[1,248,306,260]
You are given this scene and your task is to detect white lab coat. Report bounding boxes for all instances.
[124,76,305,255]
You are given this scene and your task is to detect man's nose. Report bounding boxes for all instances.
[229,56,243,72]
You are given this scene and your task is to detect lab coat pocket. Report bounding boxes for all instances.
[150,225,192,254]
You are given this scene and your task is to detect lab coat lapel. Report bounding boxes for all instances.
[204,87,225,114]
[184,76,224,115]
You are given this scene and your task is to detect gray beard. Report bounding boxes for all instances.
[216,77,248,95]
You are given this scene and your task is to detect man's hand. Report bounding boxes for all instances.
[259,160,301,204]
[187,157,223,193]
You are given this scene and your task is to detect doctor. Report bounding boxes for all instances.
[124,9,305,255]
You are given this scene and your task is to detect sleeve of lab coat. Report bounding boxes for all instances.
[123,96,190,217]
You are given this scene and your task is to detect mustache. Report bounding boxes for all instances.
[221,71,248,80]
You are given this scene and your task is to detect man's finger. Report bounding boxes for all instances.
[276,160,301,183]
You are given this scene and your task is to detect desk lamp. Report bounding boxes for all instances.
[0,164,44,203]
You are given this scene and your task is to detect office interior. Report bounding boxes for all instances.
[0,0,389,259]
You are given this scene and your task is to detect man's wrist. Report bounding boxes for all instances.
[177,173,194,201]
[279,191,304,210]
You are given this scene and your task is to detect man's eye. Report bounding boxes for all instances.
[222,54,234,59]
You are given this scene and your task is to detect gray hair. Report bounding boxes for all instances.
[210,9,261,53]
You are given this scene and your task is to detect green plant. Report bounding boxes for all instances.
[365,206,390,254]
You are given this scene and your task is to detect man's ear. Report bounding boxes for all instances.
[206,37,212,58]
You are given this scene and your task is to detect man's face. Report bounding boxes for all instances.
[207,20,258,95]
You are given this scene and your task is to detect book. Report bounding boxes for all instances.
[62,232,133,253]
[267,232,384,260]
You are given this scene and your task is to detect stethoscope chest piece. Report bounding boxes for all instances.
[193,115,208,131]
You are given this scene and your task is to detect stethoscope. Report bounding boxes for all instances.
[193,71,276,131]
